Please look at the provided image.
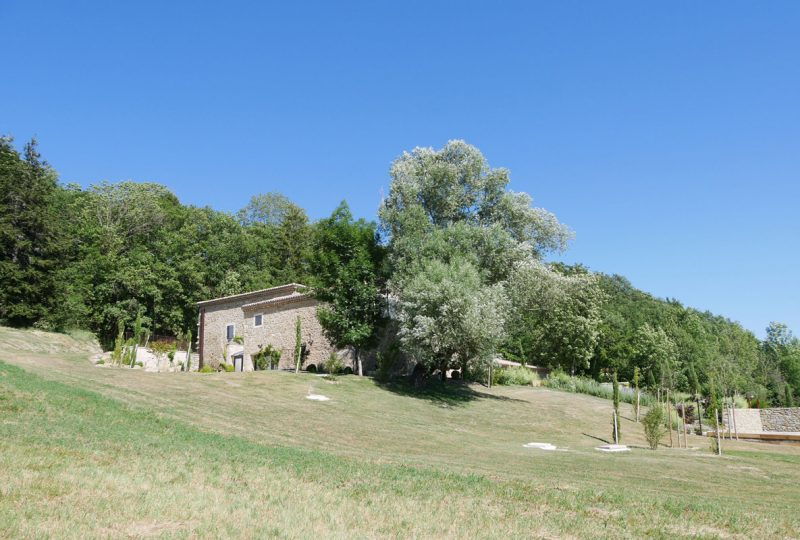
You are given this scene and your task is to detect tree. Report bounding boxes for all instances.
[643,406,667,450]
[395,257,507,379]
[217,270,244,297]
[612,371,621,442]
[312,202,386,377]
[294,316,302,374]
[764,322,800,401]
[0,137,62,327]
[379,141,569,379]
[633,366,641,421]
[633,324,677,392]
[237,192,295,226]
[505,261,604,374]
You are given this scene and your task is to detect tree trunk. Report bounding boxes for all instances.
[715,412,722,456]
[356,347,363,377]
[635,390,640,423]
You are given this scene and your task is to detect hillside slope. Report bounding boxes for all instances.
[2,327,800,538]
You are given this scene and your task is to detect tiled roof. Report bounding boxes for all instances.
[196,283,307,307]
[241,291,313,310]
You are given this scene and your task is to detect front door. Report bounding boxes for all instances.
[233,354,244,372]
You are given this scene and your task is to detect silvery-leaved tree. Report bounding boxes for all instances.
[396,257,507,379]
[379,140,573,378]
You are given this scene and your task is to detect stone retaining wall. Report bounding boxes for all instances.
[760,408,800,432]
[723,409,762,433]
[723,407,800,433]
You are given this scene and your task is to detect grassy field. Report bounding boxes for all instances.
[2,327,800,538]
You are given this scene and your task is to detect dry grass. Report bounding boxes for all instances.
[1,326,799,538]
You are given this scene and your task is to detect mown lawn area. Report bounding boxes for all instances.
[1,327,800,538]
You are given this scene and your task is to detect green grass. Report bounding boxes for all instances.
[1,326,800,538]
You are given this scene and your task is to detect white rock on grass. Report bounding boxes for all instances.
[306,394,331,401]
[595,444,630,452]
[523,442,559,451]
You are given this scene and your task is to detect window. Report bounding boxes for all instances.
[226,324,234,341]
[254,314,263,327]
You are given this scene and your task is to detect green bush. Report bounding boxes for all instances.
[254,344,282,370]
[134,361,144,368]
[542,370,655,407]
[643,406,667,450]
[198,365,215,373]
[149,340,173,357]
[222,363,235,372]
[324,353,344,375]
[95,359,105,365]
[233,335,244,345]
[493,367,539,386]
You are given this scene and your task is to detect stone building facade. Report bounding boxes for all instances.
[197,283,345,372]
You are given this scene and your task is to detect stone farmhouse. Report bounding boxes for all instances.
[196,283,342,372]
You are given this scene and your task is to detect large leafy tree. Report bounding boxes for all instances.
[379,140,572,378]
[505,261,604,374]
[0,137,62,327]
[312,202,385,376]
[396,257,507,379]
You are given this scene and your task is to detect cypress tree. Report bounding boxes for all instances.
[612,371,621,442]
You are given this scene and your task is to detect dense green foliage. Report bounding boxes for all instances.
[311,202,386,376]
[589,273,800,405]
[0,137,383,349]
[1,136,798,406]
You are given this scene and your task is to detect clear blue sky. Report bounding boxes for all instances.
[2,1,798,337]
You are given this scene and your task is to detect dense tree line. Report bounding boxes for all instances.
[0,136,380,348]
[1,136,797,405]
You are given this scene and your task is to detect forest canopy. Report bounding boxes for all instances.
[1,135,797,406]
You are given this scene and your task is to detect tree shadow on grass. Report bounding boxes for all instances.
[374,379,526,407]
[582,433,611,445]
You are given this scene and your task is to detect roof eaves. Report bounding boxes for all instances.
[196,283,307,307]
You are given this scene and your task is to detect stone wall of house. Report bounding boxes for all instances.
[200,295,359,372]
[760,408,800,432]
[241,297,338,371]
[200,298,247,368]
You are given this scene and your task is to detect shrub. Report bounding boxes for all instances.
[198,365,215,373]
[254,344,282,370]
[134,361,144,368]
[542,370,655,407]
[493,367,539,386]
[222,363,235,372]
[233,335,244,345]
[324,353,344,375]
[149,340,173,357]
[95,359,105,365]
[643,406,667,450]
